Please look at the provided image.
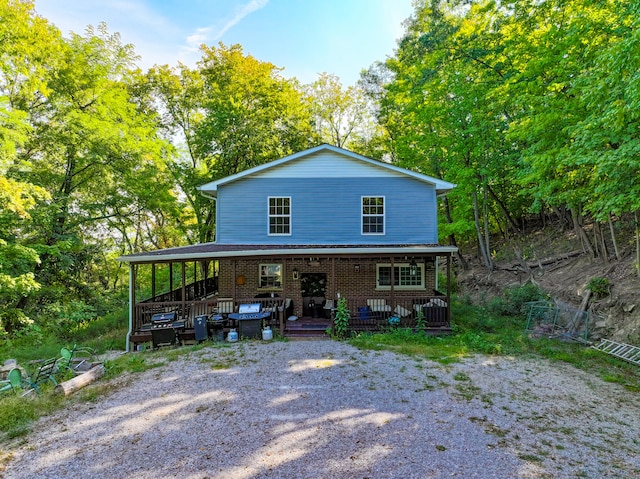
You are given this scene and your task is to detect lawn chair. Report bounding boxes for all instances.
[0,368,31,396]
[57,345,95,375]
[1,368,21,394]
[23,357,59,394]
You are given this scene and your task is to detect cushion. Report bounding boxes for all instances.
[367,299,391,312]
[394,305,411,317]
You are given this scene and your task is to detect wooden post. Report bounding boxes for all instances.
[151,263,156,300]
[54,365,105,396]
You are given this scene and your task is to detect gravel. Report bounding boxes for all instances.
[2,340,640,479]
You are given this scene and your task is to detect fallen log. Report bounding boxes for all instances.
[54,364,105,396]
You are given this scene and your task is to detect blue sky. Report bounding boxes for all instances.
[33,0,414,86]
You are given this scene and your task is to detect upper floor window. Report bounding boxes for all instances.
[268,197,291,235]
[362,196,384,234]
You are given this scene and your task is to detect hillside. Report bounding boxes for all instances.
[456,225,640,344]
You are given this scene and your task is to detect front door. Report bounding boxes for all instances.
[300,273,327,317]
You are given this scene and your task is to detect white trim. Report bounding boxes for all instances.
[119,245,459,263]
[197,144,456,196]
[267,196,292,236]
[361,195,385,236]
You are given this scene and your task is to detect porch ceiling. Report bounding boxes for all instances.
[118,243,458,264]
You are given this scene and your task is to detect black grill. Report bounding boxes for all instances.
[148,312,185,348]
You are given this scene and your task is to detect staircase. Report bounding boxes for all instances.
[284,317,331,339]
[593,339,640,366]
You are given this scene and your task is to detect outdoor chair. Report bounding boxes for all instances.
[57,345,95,375]
[0,368,26,395]
[25,357,59,394]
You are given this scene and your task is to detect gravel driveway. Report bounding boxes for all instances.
[3,340,640,478]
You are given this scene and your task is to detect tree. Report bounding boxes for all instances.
[305,73,373,150]
[149,44,318,244]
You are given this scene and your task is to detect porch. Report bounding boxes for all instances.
[128,292,451,348]
[121,244,457,350]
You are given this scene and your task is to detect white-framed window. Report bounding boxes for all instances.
[259,263,282,289]
[268,197,291,235]
[376,263,425,290]
[362,196,384,235]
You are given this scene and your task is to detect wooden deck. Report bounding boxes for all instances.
[284,316,332,338]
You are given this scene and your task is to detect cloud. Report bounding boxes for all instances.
[183,0,269,53]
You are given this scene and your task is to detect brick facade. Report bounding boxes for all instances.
[218,256,438,317]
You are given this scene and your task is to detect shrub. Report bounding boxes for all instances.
[586,277,610,298]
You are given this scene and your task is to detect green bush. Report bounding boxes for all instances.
[586,277,610,298]
[489,283,546,316]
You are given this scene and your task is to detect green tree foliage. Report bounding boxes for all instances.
[305,72,374,150]
[150,44,318,243]
[373,0,639,266]
[196,43,317,179]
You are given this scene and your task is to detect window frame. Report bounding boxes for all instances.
[259,263,283,290]
[268,196,291,236]
[375,263,425,291]
[361,196,385,235]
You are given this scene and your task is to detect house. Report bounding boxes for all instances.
[119,144,457,349]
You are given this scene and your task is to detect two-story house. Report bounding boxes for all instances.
[120,144,457,349]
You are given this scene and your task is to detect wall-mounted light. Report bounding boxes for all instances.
[292,268,299,280]
[236,275,245,286]
[354,264,360,273]
[409,258,418,277]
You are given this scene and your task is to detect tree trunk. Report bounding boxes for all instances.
[54,364,105,396]
[485,182,520,234]
[571,208,594,257]
[443,196,468,270]
[608,214,621,261]
[473,190,493,270]
[636,212,640,279]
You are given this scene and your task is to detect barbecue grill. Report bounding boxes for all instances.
[148,312,185,348]
[228,303,271,339]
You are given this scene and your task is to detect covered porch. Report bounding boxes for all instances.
[120,244,457,350]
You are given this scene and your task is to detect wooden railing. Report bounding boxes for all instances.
[141,276,218,304]
[133,296,286,333]
[334,294,450,333]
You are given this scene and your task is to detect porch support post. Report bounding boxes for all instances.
[331,257,336,300]
[390,256,395,308]
[446,253,452,324]
[232,259,237,301]
[181,262,186,316]
[126,263,136,352]
[169,263,173,299]
[151,263,156,300]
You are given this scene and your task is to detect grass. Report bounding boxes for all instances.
[349,297,640,392]
[2,295,640,450]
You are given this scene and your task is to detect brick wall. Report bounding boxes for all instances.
[217,256,439,317]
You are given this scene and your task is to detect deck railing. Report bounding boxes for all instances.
[132,294,449,335]
[133,297,286,333]
[336,294,450,333]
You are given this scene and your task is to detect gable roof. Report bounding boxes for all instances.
[197,144,456,196]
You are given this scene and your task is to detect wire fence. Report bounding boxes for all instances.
[524,300,598,343]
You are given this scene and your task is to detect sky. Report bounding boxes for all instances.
[33,0,415,86]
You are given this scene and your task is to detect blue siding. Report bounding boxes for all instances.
[216,177,438,244]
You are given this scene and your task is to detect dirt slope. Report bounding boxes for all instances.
[456,227,640,344]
